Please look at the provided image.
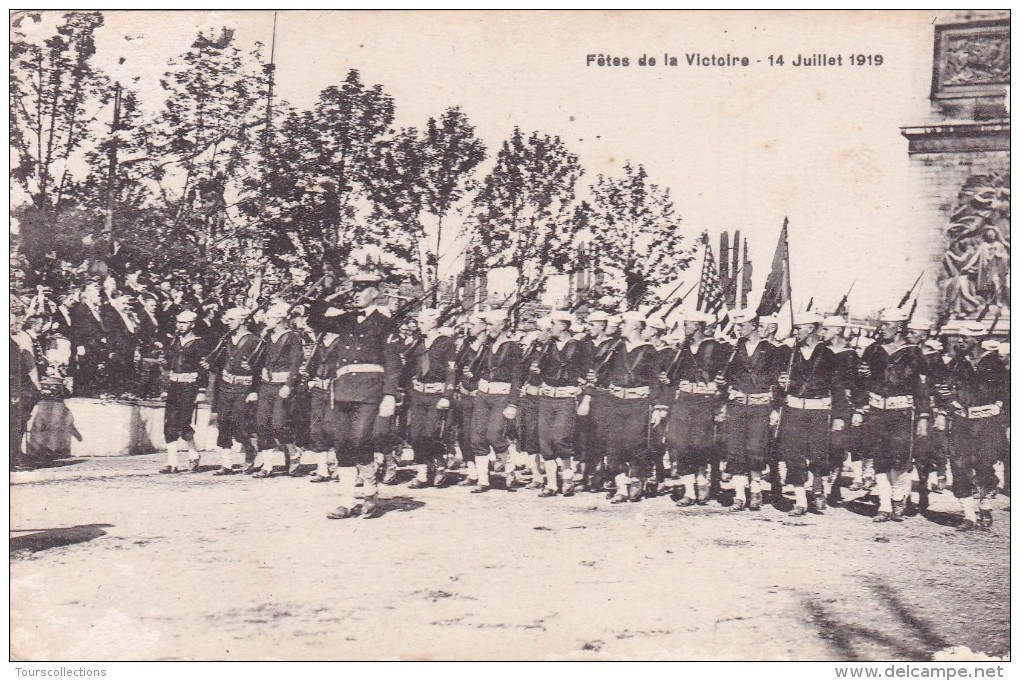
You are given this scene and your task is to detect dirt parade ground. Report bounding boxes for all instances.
[10,455,1010,662]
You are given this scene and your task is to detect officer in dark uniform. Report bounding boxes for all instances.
[937,320,1009,531]
[160,310,208,474]
[403,308,458,488]
[535,310,589,497]
[251,301,305,478]
[307,273,401,519]
[203,306,259,475]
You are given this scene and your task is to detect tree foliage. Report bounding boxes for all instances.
[586,162,693,309]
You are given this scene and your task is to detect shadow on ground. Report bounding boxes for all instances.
[804,576,951,660]
[10,524,113,558]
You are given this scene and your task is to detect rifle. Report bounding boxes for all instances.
[647,279,688,316]
[391,277,447,324]
[833,280,855,318]
[663,281,699,320]
[897,272,924,309]
[245,273,333,368]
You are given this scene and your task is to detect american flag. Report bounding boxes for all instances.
[696,238,737,338]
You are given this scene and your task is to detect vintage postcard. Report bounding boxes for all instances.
[9,9,1010,667]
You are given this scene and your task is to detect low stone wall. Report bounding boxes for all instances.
[27,398,219,458]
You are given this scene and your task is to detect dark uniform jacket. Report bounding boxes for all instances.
[256,329,305,390]
[475,335,525,406]
[405,332,458,399]
[779,341,849,413]
[722,338,781,406]
[305,334,344,392]
[456,335,487,394]
[212,331,260,389]
[829,343,868,419]
[537,336,590,388]
[937,350,1009,415]
[600,339,659,392]
[306,301,401,402]
[860,341,929,415]
[166,332,208,386]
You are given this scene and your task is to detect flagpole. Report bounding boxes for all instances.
[784,217,794,333]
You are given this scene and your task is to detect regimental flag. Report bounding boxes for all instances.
[756,218,792,318]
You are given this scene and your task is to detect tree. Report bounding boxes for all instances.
[470,128,583,294]
[132,27,269,261]
[367,107,486,287]
[10,11,109,210]
[586,162,693,309]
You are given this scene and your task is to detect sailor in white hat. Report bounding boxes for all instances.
[451,310,492,487]
[858,306,930,522]
[205,306,259,475]
[160,309,206,474]
[666,308,727,508]
[719,309,779,511]
[577,310,617,492]
[772,307,849,517]
[534,310,586,498]
[940,318,1009,531]
[404,306,458,489]
[820,313,867,503]
[467,307,524,494]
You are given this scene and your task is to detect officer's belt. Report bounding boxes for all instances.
[677,380,719,396]
[786,395,831,410]
[307,378,331,391]
[521,384,541,396]
[169,372,198,383]
[412,380,447,395]
[478,379,511,395]
[729,389,772,406]
[868,393,914,410]
[539,384,581,398]
[955,403,1001,420]
[221,371,252,386]
[336,363,384,378]
[261,369,291,384]
[608,384,650,399]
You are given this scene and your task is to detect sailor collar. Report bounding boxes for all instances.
[623,338,651,353]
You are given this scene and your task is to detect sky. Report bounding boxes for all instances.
[84,10,947,314]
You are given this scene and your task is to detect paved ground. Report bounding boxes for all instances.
[10,454,1011,661]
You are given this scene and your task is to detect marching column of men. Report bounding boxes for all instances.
[159,271,1009,531]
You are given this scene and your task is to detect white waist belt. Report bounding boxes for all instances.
[307,378,331,390]
[868,393,914,410]
[729,390,772,406]
[786,395,832,410]
[522,385,541,396]
[678,380,720,396]
[413,380,447,395]
[956,404,1001,419]
[336,363,384,378]
[539,384,581,398]
[169,372,198,383]
[608,385,650,399]
[261,369,291,384]
[478,379,511,395]
[221,371,252,386]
